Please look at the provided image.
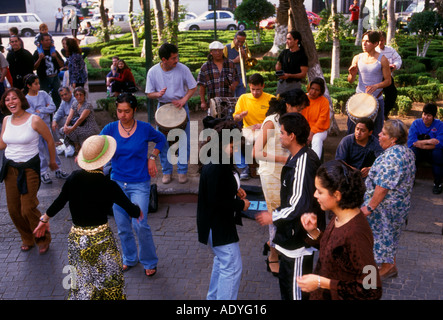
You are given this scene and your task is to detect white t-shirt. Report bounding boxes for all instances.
[145,62,197,104]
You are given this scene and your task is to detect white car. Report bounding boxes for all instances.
[0,13,43,37]
[178,10,239,31]
[79,12,133,34]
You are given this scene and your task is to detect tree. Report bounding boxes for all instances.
[288,0,340,135]
[153,0,165,43]
[386,0,395,45]
[265,0,290,57]
[99,0,110,42]
[355,0,367,46]
[330,0,340,85]
[408,10,440,57]
[128,0,140,48]
[234,0,275,43]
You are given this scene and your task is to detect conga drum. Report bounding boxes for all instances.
[209,97,238,118]
[346,93,379,124]
[155,103,188,145]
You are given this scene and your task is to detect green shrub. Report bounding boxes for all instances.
[396,95,413,116]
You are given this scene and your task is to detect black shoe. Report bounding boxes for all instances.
[432,184,442,194]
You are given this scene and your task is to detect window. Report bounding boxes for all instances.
[219,12,231,19]
[0,17,6,24]
[8,16,20,23]
[206,13,214,20]
[22,15,38,22]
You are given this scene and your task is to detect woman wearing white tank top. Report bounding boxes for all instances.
[0,88,58,254]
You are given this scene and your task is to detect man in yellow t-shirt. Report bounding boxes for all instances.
[233,73,274,128]
[233,73,274,179]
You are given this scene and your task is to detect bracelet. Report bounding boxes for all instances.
[307,228,321,241]
[40,216,49,223]
[317,275,321,289]
[149,154,157,161]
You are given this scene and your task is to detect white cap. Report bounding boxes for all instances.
[209,41,224,50]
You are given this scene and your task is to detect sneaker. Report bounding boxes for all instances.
[162,174,172,184]
[56,144,66,155]
[432,184,442,194]
[240,167,250,180]
[41,172,52,184]
[64,145,75,158]
[55,170,70,179]
[178,173,188,184]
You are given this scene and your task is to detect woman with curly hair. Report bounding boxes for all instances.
[297,160,382,300]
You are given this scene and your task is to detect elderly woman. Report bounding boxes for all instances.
[63,86,100,154]
[361,119,416,280]
[301,77,330,159]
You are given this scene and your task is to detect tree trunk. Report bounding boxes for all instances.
[265,0,289,57]
[99,0,110,42]
[387,0,395,45]
[330,0,340,85]
[171,0,180,45]
[355,0,366,46]
[288,0,340,136]
[128,0,140,48]
[153,0,165,43]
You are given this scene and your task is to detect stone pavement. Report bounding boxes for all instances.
[0,108,442,301]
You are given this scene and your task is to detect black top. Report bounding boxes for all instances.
[197,163,244,247]
[6,48,35,89]
[277,48,309,82]
[46,170,140,227]
[273,146,325,250]
[33,49,64,79]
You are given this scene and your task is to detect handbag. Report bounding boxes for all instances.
[149,183,158,213]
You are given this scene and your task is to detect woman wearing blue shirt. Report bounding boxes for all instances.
[101,93,166,276]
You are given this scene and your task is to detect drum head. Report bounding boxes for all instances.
[346,93,377,118]
[155,103,187,129]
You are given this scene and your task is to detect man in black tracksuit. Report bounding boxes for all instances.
[257,112,325,300]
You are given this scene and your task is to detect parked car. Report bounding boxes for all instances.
[259,11,322,30]
[306,11,322,26]
[396,0,435,29]
[178,10,239,31]
[0,13,43,37]
[79,12,133,34]
[259,16,276,29]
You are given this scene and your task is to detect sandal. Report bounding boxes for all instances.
[145,267,157,277]
[38,244,50,255]
[21,245,34,252]
[122,265,133,272]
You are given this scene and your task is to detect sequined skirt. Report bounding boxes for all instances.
[67,223,126,300]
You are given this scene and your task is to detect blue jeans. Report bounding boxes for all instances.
[157,103,190,175]
[38,136,62,174]
[411,146,443,185]
[112,180,158,269]
[207,230,242,300]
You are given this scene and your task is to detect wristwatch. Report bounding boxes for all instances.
[149,154,157,161]
[367,204,375,213]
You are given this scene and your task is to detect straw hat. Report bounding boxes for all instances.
[77,135,117,171]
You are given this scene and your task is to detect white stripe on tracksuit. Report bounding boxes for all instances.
[273,152,307,221]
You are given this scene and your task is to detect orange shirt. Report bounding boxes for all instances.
[301,95,330,133]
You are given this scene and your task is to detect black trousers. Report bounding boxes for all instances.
[278,252,314,300]
[383,76,397,118]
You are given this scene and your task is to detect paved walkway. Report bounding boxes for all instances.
[0,109,442,301]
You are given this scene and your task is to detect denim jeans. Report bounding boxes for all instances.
[206,230,242,300]
[157,103,190,175]
[113,179,158,269]
[38,136,62,174]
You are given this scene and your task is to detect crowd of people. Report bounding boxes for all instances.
[0,24,441,302]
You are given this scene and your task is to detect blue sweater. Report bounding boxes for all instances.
[407,118,443,150]
[101,120,166,182]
